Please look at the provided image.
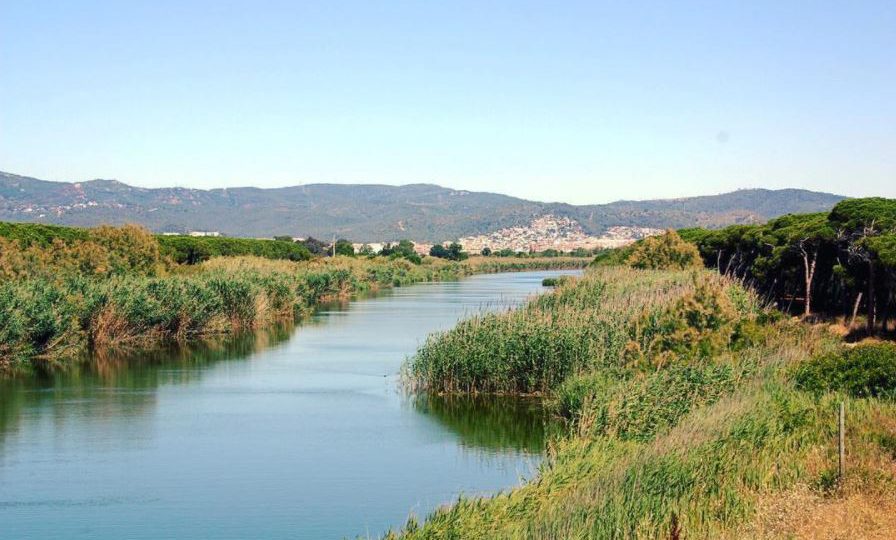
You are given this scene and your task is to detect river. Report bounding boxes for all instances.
[0,270,579,539]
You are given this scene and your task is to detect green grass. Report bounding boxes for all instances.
[395,267,896,539]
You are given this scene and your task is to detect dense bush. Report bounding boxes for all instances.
[625,229,703,270]
[795,343,896,398]
[429,242,468,261]
[157,235,311,264]
[0,223,164,279]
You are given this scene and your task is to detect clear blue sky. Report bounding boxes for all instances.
[1,1,894,203]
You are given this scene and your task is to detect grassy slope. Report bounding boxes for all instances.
[398,267,896,539]
[0,255,587,374]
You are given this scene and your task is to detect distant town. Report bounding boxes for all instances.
[163,214,662,255]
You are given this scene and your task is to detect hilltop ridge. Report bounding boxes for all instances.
[0,171,844,242]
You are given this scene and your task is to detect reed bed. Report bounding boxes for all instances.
[394,267,896,539]
[0,255,588,374]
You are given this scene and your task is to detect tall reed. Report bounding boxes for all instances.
[393,267,896,539]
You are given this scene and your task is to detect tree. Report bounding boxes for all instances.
[481,247,492,257]
[358,244,375,257]
[382,240,421,264]
[764,213,834,316]
[334,239,355,257]
[430,242,468,261]
[299,236,329,257]
[447,242,468,261]
[273,235,294,243]
[626,230,702,270]
[829,198,896,333]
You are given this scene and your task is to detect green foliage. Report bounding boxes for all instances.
[795,343,896,399]
[869,234,896,268]
[829,197,896,231]
[158,235,311,264]
[429,242,468,261]
[541,277,569,287]
[409,268,701,394]
[334,238,355,257]
[381,240,422,264]
[590,245,634,267]
[0,221,89,246]
[625,230,703,270]
[0,253,587,372]
[676,198,896,330]
[398,264,896,539]
[1,223,165,279]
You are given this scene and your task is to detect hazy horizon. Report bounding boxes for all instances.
[2,1,894,204]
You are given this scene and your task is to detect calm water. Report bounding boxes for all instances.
[0,270,578,539]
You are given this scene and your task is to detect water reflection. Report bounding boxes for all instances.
[0,270,580,540]
[0,324,294,446]
[412,394,548,454]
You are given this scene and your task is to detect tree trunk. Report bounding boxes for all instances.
[867,261,876,335]
[850,292,863,330]
[880,291,891,333]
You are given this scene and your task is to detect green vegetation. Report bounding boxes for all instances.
[676,197,896,334]
[1,223,165,279]
[399,267,896,538]
[795,343,896,399]
[540,277,569,287]
[429,242,469,261]
[0,221,590,374]
[380,240,423,264]
[334,238,355,257]
[158,235,312,264]
[625,229,702,270]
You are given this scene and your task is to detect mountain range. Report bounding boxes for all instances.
[0,171,845,242]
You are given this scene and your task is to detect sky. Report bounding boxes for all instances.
[1,1,894,204]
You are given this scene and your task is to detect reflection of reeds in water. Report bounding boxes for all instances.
[411,394,550,455]
[2,255,588,374]
[0,324,295,446]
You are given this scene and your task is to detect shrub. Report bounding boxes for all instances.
[626,230,702,270]
[795,343,896,398]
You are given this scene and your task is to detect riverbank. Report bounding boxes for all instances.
[399,266,896,538]
[0,255,587,375]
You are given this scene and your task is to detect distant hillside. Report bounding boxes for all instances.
[0,171,845,242]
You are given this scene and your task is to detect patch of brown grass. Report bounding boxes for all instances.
[747,484,896,539]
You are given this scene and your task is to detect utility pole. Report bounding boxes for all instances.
[332,234,336,257]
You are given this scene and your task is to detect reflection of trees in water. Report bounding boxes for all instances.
[412,394,550,455]
[0,324,294,444]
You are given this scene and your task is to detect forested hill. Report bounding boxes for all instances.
[0,171,844,242]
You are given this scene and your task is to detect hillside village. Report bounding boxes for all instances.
[456,215,661,253]
[345,215,661,255]
[152,214,661,255]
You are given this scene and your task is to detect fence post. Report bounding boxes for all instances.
[838,401,845,480]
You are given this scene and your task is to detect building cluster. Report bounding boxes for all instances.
[457,215,662,253]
